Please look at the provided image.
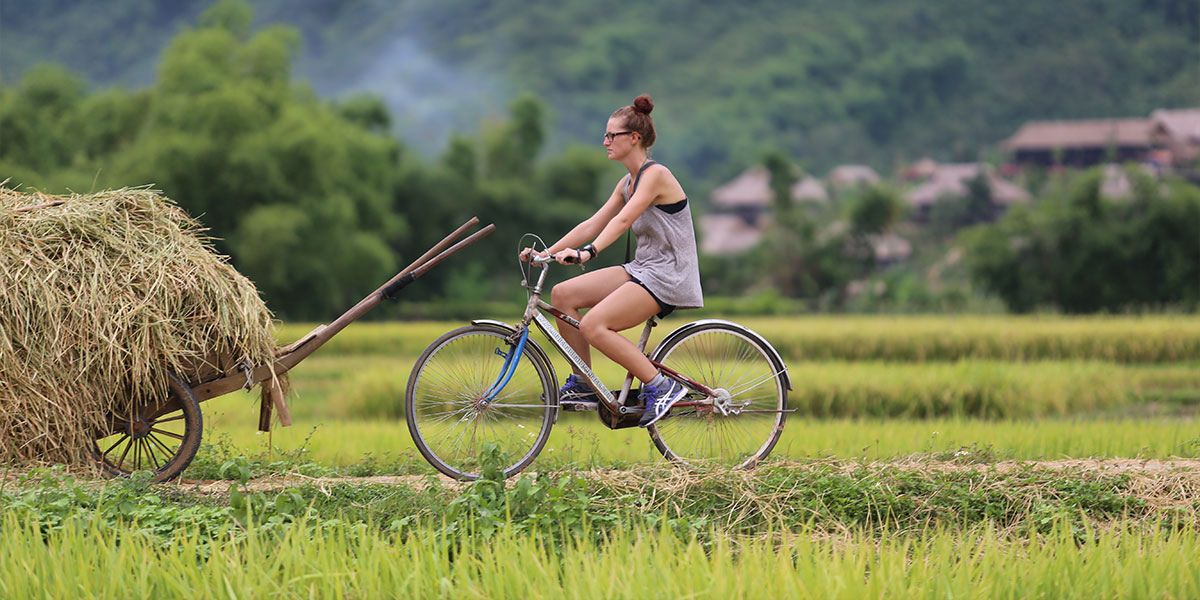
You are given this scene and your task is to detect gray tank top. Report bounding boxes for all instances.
[620,161,704,309]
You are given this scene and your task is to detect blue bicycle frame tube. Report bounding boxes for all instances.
[484,328,529,401]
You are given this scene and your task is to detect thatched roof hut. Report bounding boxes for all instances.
[905,163,1030,208]
[698,213,764,255]
[828,165,880,189]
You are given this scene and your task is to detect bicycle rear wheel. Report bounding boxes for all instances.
[406,324,557,480]
[647,322,787,468]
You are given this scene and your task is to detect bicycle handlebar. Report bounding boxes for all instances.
[530,250,580,265]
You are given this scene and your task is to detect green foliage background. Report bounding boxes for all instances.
[3,0,1197,179]
[1,0,1197,318]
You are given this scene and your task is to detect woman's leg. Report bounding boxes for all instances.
[548,266,631,368]
[578,282,661,383]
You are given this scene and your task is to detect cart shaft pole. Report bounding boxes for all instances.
[280,217,487,368]
[194,218,495,404]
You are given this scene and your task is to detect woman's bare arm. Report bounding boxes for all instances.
[544,180,627,253]
[587,168,665,255]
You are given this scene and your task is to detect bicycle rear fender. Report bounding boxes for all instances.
[653,319,792,391]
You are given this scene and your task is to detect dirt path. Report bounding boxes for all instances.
[177,458,1200,495]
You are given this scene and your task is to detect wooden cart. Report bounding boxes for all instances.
[91,218,495,482]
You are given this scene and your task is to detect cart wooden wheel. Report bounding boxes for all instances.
[92,373,203,482]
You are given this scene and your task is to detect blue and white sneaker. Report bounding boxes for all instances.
[638,378,688,427]
[559,374,598,402]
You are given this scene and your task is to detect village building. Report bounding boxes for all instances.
[1001,107,1200,169]
[899,157,939,182]
[905,162,1030,221]
[700,166,831,256]
[827,164,880,189]
[697,213,766,255]
[870,232,913,265]
[1001,118,1155,167]
[1151,108,1200,167]
[1099,163,1160,200]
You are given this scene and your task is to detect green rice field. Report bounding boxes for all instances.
[7,316,1200,598]
[189,316,1200,473]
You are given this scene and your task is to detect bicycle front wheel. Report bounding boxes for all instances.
[647,322,787,468]
[406,324,557,480]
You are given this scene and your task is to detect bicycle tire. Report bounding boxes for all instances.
[647,321,787,468]
[406,324,557,480]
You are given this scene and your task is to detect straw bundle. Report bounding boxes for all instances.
[0,187,281,466]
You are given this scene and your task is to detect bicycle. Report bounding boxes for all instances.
[405,237,792,480]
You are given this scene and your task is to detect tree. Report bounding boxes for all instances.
[0,65,85,172]
[963,169,1200,313]
[483,95,546,180]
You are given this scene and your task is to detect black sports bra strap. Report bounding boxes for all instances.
[624,160,659,201]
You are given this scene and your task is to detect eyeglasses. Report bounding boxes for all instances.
[603,131,634,143]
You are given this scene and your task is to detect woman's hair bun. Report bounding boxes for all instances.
[632,94,654,115]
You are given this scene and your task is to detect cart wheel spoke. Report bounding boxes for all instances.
[114,438,133,471]
[149,427,184,440]
[100,434,129,459]
[147,433,177,462]
[142,439,163,472]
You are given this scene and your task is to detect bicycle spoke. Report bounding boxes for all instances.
[408,327,555,480]
[725,367,789,397]
[650,324,786,468]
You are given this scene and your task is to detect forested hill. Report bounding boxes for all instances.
[2,0,1197,181]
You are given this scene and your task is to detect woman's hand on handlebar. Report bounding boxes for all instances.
[552,248,590,265]
[519,247,549,264]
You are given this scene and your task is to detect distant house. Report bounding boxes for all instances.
[870,232,912,265]
[1099,163,1160,200]
[1001,118,1155,167]
[704,167,829,254]
[697,213,765,255]
[1151,108,1200,167]
[818,221,912,264]
[711,167,828,212]
[828,165,880,189]
[900,157,939,182]
[792,176,829,202]
[905,162,1030,221]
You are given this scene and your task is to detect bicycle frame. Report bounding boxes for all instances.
[489,257,719,416]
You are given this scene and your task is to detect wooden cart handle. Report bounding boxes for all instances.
[192,218,494,425]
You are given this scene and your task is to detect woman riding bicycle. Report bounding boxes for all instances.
[519,94,702,427]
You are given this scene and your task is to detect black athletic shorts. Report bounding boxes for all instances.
[626,273,676,319]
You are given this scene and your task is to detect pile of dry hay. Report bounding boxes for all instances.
[0,187,281,466]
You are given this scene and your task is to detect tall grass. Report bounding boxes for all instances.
[3,515,1197,598]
